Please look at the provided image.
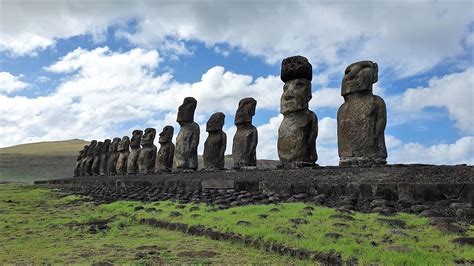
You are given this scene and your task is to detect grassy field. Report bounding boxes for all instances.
[1,184,472,264]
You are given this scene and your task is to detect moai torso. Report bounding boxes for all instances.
[232,97,258,169]
[277,56,318,168]
[175,97,200,171]
[74,145,88,177]
[116,136,130,175]
[127,130,143,174]
[84,140,96,176]
[138,128,157,174]
[99,139,111,175]
[156,126,175,172]
[107,138,121,175]
[204,112,227,170]
[337,61,387,166]
[91,141,103,176]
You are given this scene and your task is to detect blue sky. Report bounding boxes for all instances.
[0,0,472,165]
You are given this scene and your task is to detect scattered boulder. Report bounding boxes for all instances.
[419,209,445,217]
[236,220,252,226]
[433,223,467,234]
[451,237,474,246]
[455,208,474,218]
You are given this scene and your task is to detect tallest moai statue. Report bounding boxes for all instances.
[277,56,318,168]
[337,61,387,166]
[175,97,200,171]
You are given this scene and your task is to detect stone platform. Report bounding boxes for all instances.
[35,165,473,204]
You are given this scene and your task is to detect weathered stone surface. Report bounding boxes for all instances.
[127,130,143,175]
[74,145,88,177]
[107,137,121,175]
[156,126,175,173]
[337,60,387,166]
[175,97,200,171]
[116,136,130,175]
[138,128,157,174]
[278,56,317,168]
[99,139,111,176]
[83,140,97,176]
[91,141,103,176]
[232,97,258,169]
[204,112,226,170]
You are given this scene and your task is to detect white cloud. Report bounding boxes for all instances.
[311,87,343,109]
[0,72,29,93]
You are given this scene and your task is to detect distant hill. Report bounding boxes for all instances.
[0,139,279,184]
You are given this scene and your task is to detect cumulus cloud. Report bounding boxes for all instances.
[1,1,472,79]
[0,72,29,93]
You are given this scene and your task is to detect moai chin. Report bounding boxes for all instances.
[232,97,258,169]
[156,126,175,173]
[175,97,200,171]
[74,145,88,177]
[99,139,111,176]
[127,130,143,174]
[107,137,121,175]
[204,112,227,170]
[337,60,387,166]
[116,136,130,175]
[91,141,103,175]
[84,140,97,176]
[277,55,318,168]
[138,128,157,174]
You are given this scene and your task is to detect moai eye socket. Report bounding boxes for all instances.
[345,67,351,75]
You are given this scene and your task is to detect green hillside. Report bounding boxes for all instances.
[0,139,88,156]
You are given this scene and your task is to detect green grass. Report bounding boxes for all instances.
[101,200,474,265]
[0,184,303,264]
[0,139,89,156]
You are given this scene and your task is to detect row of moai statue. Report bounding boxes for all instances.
[74,55,387,176]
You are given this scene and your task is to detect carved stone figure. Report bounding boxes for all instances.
[138,128,157,174]
[107,137,121,175]
[175,97,200,171]
[116,136,130,175]
[74,145,88,177]
[204,112,227,170]
[337,60,387,166]
[91,141,103,175]
[277,56,318,168]
[232,97,258,169]
[156,126,175,173]
[83,140,97,176]
[127,130,143,175]
[99,139,111,175]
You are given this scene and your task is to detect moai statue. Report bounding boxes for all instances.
[204,112,227,170]
[277,55,318,168]
[116,136,130,175]
[107,137,121,175]
[78,145,89,176]
[74,145,88,177]
[175,97,200,171]
[155,126,175,173]
[138,128,157,174]
[83,140,97,176]
[91,141,103,175]
[127,130,143,175]
[232,97,258,169]
[337,60,387,166]
[99,139,111,175]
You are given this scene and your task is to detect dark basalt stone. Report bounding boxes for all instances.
[280,55,312,83]
[138,128,157,174]
[175,97,200,171]
[203,112,226,170]
[74,145,89,177]
[91,141,103,176]
[127,130,143,175]
[99,139,111,176]
[116,136,130,175]
[232,97,258,169]
[107,137,121,175]
[156,126,174,173]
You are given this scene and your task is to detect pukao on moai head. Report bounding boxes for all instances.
[175,97,200,171]
[138,128,157,174]
[204,112,227,170]
[116,136,130,175]
[99,139,111,176]
[84,140,97,176]
[91,141,104,175]
[127,129,143,175]
[277,55,318,168]
[107,137,121,175]
[74,145,88,177]
[156,126,175,173]
[337,60,387,166]
[232,97,258,169]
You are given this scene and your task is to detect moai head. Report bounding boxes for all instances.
[207,112,225,132]
[235,97,257,126]
[110,137,121,152]
[141,128,156,146]
[280,56,313,115]
[102,139,111,153]
[130,130,143,149]
[117,136,130,152]
[87,140,97,156]
[341,60,378,96]
[177,97,197,126]
[159,126,174,143]
[96,142,104,155]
